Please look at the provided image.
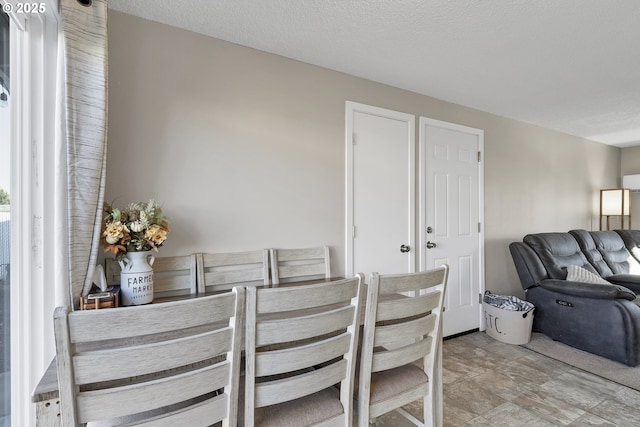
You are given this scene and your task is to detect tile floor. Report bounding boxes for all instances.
[376,331,640,426]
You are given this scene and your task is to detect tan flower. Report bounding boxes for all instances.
[104,221,127,244]
[145,224,168,246]
[103,200,169,257]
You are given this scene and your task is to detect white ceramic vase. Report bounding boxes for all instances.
[119,250,155,305]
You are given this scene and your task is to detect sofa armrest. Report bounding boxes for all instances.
[536,279,636,301]
[607,274,640,294]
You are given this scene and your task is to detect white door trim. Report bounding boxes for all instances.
[345,101,416,277]
[418,117,485,331]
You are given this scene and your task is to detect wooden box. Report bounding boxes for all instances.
[80,286,120,310]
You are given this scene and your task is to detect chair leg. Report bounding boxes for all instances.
[397,406,425,427]
[358,396,369,427]
[423,390,442,427]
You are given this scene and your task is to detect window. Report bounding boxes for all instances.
[4,3,58,424]
[0,9,10,425]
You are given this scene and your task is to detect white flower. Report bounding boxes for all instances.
[129,220,144,232]
[139,210,150,229]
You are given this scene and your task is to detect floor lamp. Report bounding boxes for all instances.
[600,188,631,230]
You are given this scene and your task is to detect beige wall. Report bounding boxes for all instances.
[107,11,621,297]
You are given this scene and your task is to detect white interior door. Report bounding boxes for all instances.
[346,102,415,278]
[420,117,484,337]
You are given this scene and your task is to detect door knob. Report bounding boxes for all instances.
[426,241,437,249]
[400,244,410,253]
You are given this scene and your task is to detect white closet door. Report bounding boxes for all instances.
[346,102,415,278]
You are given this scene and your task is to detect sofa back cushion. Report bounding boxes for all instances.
[615,229,640,265]
[523,232,596,280]
[569,229,614,277]
[509,242,548,289]
[590,230,640,275]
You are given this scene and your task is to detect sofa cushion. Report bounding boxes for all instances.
[590,231,640,275]
[569,230,614,277]
[523,233,596,280]
[616,229,640,265]
[566,265,611,285]
[509,242,548,289]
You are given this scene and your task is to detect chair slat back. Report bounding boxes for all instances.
[373,312,436,350]
[244,275,363,426]
[376,291,441,322]
[367,267,447,373]
[256,359,348,408]
[256,305,355,346]
[153,254,198,297]
[358,266,448,427]
[256,280,356,313]
[54,289,244,426]
[197,250,270,293]
[270,246,331,285]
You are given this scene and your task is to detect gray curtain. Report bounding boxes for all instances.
[59,0,108,308]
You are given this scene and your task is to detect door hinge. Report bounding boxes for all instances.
[352,133,357,145]
[478,222,481,233]
[477,151,482,162]
[352,226,356,238]
[479,293,483,304]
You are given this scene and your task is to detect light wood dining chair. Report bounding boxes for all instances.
[269,246,331,285]
[243,275,363,426]
[357,266,449,427]
[197,250,270,294]
[53,287,245,427]
[153,254,198,298]
[105,253,198,298]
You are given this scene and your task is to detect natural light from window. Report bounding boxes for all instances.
[0,8,10,425]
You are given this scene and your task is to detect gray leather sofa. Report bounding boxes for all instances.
[509,229,640,366]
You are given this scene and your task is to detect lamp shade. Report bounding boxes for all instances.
[601,189,630,216]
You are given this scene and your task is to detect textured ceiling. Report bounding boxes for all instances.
[108,0,640,148]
